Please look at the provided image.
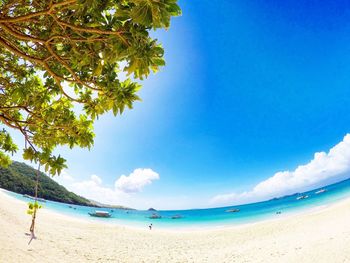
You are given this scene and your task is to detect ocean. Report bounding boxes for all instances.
[3,178,350,229]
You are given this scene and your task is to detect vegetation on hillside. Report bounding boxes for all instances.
[0,161,93,205]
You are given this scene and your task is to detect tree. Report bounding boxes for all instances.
[0,0,181,175]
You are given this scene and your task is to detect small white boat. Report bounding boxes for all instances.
[296,195,309,200]
[315,189,327,194]
[88,211,111,218]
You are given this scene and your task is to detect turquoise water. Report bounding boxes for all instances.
[3,178,350,229]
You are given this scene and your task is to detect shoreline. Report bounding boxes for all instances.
[1,189,350,262]
[2,187,349,232]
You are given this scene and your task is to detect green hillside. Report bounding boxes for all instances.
[0,161,93,206]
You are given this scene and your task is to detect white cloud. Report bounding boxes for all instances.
[52,170,74,186]
[115,168,159,193]
[90,174,102,185]
[70,174,125,205]
[210,134,350,206]
[53,168,159,206]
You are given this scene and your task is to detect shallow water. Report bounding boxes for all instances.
[4,178,350,229]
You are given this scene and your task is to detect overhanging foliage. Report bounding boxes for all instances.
[0,0,181,174]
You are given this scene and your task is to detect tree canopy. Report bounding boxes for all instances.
[0,0,181,174]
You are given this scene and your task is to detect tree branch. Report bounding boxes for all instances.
[55,19,129,46]
[0,36,44,65]
[0,0,77,23]
[45,41,101,91]
[0,23,45,44]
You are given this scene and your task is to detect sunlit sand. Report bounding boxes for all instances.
[1,190,350,263]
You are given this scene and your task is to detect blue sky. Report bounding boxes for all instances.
[9,0,350,209]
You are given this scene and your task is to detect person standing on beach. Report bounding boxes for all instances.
[149,223,153,230]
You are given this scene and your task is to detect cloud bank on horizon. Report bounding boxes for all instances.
[210,134,350,207]
[54,168,159,206]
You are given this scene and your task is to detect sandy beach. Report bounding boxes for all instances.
[0,190,350,263]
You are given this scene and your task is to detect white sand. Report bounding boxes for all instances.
[1,190,350,263]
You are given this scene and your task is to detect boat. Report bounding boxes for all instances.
[171,214,183,219]
[88,211,111,218]
[23,194,46,202]
[296,195,309,200]
[225,208,240,213]
[148,213,162,219]
[315,189,327,194]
